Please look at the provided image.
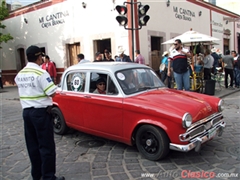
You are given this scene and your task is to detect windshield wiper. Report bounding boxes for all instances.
[138,86,156,91]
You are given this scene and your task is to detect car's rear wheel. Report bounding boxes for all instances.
[136,125,169,161]
[51,107,68,135]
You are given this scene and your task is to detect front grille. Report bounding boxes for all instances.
[179,112,223,142]
[188,125,205,139]
[187,113,223,133]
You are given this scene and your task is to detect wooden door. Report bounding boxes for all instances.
[69,43,80,66]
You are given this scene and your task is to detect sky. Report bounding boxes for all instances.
[6,0,39,6]
[5,0,239,15]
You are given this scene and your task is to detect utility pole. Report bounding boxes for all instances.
[115,1,150,62]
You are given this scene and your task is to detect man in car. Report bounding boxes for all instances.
[93,78,106,94]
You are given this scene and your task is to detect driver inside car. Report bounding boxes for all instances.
[93,78,106,94]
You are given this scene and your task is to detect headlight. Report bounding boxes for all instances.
[182,113,192,128]
[218,99,224,112]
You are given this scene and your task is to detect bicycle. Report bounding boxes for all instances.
[190,71,204,93]
[211,67,226,90]
[172,66,204,93]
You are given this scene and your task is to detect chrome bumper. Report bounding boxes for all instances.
[169,121,225,152]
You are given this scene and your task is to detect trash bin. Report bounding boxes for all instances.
[204,80,216,95]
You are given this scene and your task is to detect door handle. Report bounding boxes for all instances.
[84,95,91,98]
[60,92,66,95]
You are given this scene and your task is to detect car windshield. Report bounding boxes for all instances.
[116,68,165,95]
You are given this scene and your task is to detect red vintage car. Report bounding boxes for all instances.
[52,62,225,161]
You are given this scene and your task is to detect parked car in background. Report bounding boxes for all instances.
[52,62,225,161]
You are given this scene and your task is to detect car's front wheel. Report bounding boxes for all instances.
[51,107,68,135]
[136,125,169,161]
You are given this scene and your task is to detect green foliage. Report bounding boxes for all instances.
[0,0,13,48]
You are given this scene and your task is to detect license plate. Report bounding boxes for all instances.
[208,128,217,139]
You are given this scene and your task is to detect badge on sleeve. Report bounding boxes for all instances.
[46,77,52,83]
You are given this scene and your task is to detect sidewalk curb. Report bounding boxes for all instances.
[217,89,240,98]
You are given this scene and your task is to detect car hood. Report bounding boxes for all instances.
[126,88,218,123]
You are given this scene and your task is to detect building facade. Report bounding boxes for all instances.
[1,0,239,85]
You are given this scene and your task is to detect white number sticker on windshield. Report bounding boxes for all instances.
[117,72,125,81]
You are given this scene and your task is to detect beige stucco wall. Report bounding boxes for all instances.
[0,0,239,71]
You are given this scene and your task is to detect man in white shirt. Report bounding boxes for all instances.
[14,45,65,180]
[77,53,90,64]
[167,39,192,91]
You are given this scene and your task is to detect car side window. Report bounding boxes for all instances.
[89,72,118,95]
[107,76,118,95]
[66,72,86,92]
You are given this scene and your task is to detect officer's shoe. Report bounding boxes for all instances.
[55,176,65,180]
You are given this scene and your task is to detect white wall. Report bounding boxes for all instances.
[0,0,238,71]
[0,0,129,70]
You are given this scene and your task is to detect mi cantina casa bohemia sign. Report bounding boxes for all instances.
[39,11,69,28]
[172,6,195,21]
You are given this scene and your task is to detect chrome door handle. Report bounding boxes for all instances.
[84,95,91,98]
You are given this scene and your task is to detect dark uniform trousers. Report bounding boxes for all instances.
[23,107,56,180]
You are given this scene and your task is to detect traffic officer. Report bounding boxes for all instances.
[14,45,65,180]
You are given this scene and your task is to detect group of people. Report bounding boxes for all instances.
[222,50,240,89]
[160,39,240,90]
[12,42,240,180]
[13,45,147,180]
[160,39,192,90]
[77,48,145,64]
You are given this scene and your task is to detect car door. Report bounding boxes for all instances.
[57,71,87,128]
[83,71,124,138]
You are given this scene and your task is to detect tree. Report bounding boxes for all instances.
[0,0,13,48]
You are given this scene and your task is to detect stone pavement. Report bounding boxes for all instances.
[0,86,239,180]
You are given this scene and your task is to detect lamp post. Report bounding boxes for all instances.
[130,0,134,62]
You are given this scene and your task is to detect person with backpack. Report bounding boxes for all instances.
[42,55,57,84]
[115,47,132,62]
[211,48,220,74]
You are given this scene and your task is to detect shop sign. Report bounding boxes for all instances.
[211,20,223,34]
[173,6,195,21]
[39,11,69,28]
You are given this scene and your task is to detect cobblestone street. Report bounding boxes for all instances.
[0,87,239,180]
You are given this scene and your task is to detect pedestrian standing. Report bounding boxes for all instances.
[0,68,3,89]
[14,45,65,180]
[41,55,57,84]
[103,50,114,61]
[77,53,90,64]
[231,50,240,88]
[160,51,172,88]
[93,52,103,62]
[168,39,191,91]
[135,50,145,64]
[211,47,220,74]
[203,49,214,80]
[222,50,234,89]
[115,47,132,62]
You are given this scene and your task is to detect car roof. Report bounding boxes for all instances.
[65,62,151,73]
